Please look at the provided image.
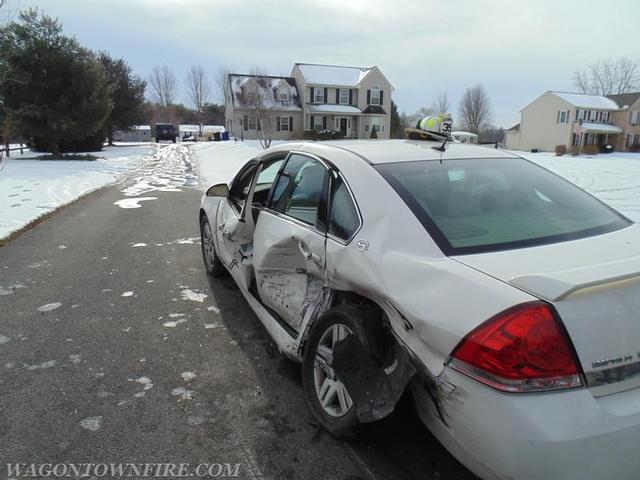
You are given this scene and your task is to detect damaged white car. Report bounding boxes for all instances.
[199,139,640,480]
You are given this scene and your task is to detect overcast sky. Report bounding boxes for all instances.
[4,0,639,127]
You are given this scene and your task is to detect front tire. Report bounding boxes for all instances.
[302,305,373,438]
[200,215,225,277]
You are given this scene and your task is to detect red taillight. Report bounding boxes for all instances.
[449,302,583,392]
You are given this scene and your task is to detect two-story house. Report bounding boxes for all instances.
[505,91,622,152]
[607,92,640,151]
[225,74,303,141]
[291,63,393,139]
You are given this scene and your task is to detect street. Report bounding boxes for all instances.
[0,145,476,480]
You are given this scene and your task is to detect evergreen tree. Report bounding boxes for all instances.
[390,100,403,138]
[370,125,378,139]
[0,9,112,154]
[98,52,146,145]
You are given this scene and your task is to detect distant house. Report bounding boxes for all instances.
[291,62,394,139]
[178,125,225,140]
[504,123,520,149]
[606,92,640,151]
[504,91,640,152]
[506,91,622,152]
[224,74,303,141]
[451,131,478,144]
[114,125,152,142]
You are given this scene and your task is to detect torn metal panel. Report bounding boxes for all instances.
[332,332,416,423]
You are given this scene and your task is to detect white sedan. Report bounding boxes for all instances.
[198,139,640,480]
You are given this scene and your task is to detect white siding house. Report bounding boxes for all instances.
[509,91,622,152]
[290,63,394,139]
[224,74,303,141]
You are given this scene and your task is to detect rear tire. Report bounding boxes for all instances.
[302,305,374,439]
[200,215,225,277]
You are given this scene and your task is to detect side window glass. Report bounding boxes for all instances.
[229,164,257,211]
[253,159,284,206]
[328,172,360,241]
[272,154,326,227]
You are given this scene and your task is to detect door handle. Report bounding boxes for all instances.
[294,238,323,265]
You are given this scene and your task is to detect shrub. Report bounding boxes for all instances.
[583,145,599,155]
[555,145,567,156]
[301,129,343,141]
[302,129,318,140]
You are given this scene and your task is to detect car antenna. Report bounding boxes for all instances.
[431,134,450,154]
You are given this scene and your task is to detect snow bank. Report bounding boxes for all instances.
[192,141,261,189]
[0,144,152,240]
[512,151,640,222]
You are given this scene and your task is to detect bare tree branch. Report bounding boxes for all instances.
[572,57,639,95]
[242,79,274,149]
[458,84,492,134]
[148,65,176,107]
[432,91,450,114]
[214,66,230,105]
[185,65,211,132]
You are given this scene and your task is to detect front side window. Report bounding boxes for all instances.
[271,154,327,227]
[328,172,360,241]
[376,158,630,255]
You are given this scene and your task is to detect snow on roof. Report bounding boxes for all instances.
[551,92,619,110]
[580,122,623,134]
[308,104,362,115]
[296,63,372,87]
[179,125,225,133]
[229,74,302,111]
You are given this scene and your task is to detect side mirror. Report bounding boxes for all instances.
[206,183,229,197]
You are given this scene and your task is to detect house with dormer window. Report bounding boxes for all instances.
[291,63,394,139]
[225,74,303,141]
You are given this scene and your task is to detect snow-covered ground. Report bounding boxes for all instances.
[513,151,640,222]
[193,141,261,189]
[0,144,153,239]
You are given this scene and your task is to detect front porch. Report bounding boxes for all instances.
[307,104,361,139]
[572,122,623,151]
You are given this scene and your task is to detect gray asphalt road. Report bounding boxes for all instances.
[0,145,477,480]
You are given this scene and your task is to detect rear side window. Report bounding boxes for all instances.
[328,172,360,241]
[271,154,327,227]
[376,158,631,255]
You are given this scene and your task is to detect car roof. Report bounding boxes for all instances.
[266,139,518,165]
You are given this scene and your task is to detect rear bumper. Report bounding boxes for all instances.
[412,367,640,480]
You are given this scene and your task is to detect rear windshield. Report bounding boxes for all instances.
[375,158,631,255]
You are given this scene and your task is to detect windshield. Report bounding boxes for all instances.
[375,158,632,255]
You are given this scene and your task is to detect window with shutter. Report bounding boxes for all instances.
[314,88,324,103]
[370,87,381,106]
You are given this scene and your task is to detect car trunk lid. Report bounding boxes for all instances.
[454,224,640,396]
